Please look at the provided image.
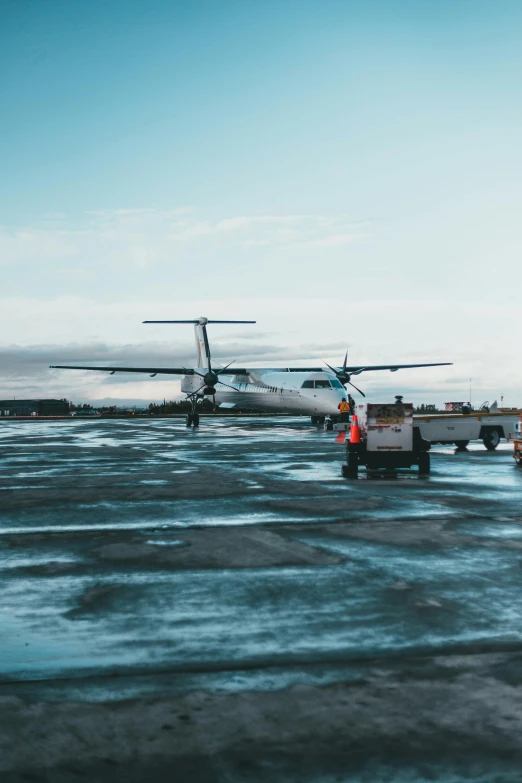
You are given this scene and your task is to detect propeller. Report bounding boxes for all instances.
[324,351,366,397]
[191,358,240,407]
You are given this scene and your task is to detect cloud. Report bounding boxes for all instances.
[0,333,501,407]
[0,228,78,267]
[295,232,363,248]
[0,293,520,406]
[215,215,306,231]
[0,209,369,273]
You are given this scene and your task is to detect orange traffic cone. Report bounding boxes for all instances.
[349,414,361,445]
[335,431,346,444]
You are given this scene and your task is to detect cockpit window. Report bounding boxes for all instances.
[302,378,340,389]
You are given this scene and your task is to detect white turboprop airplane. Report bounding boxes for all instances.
[51,317,452,427]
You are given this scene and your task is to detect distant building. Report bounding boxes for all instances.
[0,399,69,417]
[445,401,465,412]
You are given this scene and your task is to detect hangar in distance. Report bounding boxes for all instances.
[51,317,452,427]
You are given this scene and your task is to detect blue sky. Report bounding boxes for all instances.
[1,0,521,405]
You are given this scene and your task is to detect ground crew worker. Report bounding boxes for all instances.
[338,398,351,422]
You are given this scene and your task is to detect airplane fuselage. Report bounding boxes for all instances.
[181,371,347,416]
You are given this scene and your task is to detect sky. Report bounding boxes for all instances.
[1,0,521,407]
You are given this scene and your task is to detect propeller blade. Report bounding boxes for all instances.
[349,380,366,397]
[183,366,206,378]
[190,383,206,395]
[323,361,338,374]
[217,360,236,375]
[343,351,348,373]
[219,381,241,392]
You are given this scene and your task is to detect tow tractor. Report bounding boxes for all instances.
[339,397,430,478]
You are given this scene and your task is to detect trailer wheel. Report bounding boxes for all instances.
[455,440,469,450]
[515,450,522,466]
[418,452,430,476]
[482,429,501,450]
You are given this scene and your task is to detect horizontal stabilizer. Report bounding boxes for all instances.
[143,320,256,324]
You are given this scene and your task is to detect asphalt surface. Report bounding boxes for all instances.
[1,417,522,782]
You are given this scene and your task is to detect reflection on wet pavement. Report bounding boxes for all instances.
[1,417,522,680]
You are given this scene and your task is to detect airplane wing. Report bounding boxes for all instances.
[50,365,196,375]
[344,362,452,375]
[50,362,451,377]
[50,365,251,375]
[254,363,452,374]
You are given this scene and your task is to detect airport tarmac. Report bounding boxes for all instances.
[1,417,522,782]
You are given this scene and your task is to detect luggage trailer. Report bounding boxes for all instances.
[341,400,430,479]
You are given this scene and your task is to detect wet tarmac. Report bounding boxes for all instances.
[1,417,522,781]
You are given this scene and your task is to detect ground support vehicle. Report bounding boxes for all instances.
[509,414,522,466]
[414,411,520,450]
[342,401,430,478]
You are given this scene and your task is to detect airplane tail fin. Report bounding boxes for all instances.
[143,317,256,369]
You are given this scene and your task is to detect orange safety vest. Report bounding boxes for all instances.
[338,400,350,413]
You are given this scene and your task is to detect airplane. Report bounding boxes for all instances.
[50,317,452,428]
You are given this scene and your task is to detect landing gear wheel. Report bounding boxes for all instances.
[186,413,193,427]
[192,412,200,427]
[418,452,430,476]
[342,451,359,478]
[482,429,501,451]
[325,418,334,431]
[311,416,319,425]
[455,440,469,450]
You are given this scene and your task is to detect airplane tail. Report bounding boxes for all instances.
[142,317,256,369]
